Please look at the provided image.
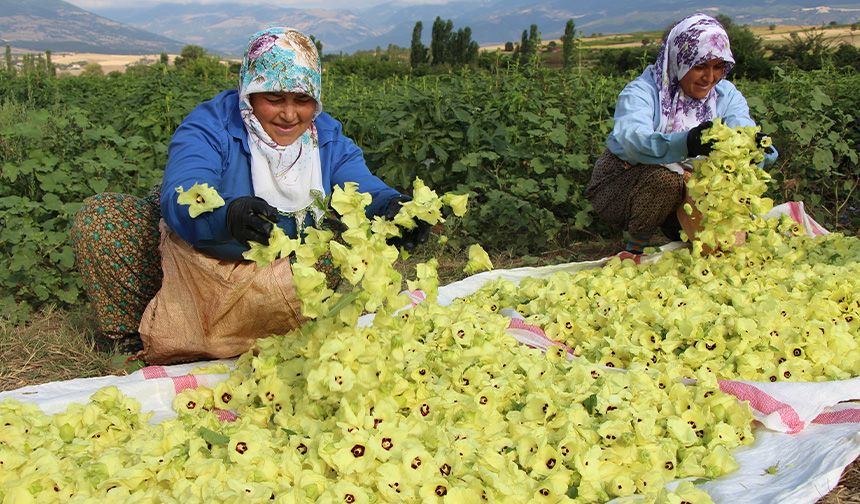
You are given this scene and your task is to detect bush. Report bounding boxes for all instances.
[741,69,860,228]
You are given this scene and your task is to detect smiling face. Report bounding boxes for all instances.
[679,58,727,99]
[249,92,317,146]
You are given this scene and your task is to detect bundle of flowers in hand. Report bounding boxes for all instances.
[241,178,467,324]
[683,118,774,254]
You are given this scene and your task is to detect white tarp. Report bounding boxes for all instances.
[1,202,856,503]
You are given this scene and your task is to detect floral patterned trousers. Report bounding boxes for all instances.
[585,149,685,240]
[70,190,163,342]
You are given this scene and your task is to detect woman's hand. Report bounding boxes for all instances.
[226,196,279,245]
[384,196,431,251]
[686,120,715,158]
[755,132,776,155]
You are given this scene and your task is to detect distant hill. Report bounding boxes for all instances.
[91,0,860,55]
[339,0,860,53]
[5,0,860,55]
[92,3,378,57]
[0,0,185,54]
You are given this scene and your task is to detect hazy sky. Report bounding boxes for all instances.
[65,0,453,9]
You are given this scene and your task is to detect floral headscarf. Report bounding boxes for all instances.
[239,27,325,227]
[653,13,735,134]
[239,27,323,144]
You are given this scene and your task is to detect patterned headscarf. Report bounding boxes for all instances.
[238,27,325,226]
[653,13,734,134]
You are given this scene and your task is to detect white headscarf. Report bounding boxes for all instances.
[238,27,325,228]
[653,14,735,135]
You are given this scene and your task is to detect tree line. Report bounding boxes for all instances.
[408,17,580,70]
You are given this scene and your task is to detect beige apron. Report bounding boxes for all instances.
[139,220,305,364]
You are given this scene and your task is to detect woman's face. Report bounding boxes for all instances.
[250,92,316,145]
[679,59,727,99]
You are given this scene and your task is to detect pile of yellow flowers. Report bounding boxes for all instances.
[0,173,765,503]
[463,226,860,383]
[0,301,753,502]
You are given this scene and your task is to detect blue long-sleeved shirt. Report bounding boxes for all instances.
[607,66,778,166]
[161,89,401,260]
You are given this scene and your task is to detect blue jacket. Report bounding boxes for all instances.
[161,90,402,260]
[607,66,778,165]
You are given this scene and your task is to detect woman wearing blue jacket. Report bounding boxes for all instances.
[72,28,425,354]
[585,13,777,254]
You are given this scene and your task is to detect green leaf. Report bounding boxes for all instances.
[545,108,565,120]
[55,284,79,304]
[794,126,815,146]
[522,111,541,124]
[812,148,835,172]
[89,178,109,194]
[52,245,76,270]
[583,393,597,415]
[199,427,230,446]
[574,209,593,230]
[1,162,20,182]
[42,193,64,212]
[530,158,547,175]
[566,486,579,499]
[326,290,361,318]
[552,175,571,204]
[810,87,832,111]
[746,96,766,114]
[547,126,567,147]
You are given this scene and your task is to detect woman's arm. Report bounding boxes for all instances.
[160,112,234,248]
[323,117,403,217]
[719,82,779,165]
[609,79,689,165]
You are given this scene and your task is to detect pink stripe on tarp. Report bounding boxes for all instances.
[788,202,804,228]
[172,375,199,394]
[213,408,240,422]
[805,211,828,236]
[142,366,168,379]
[508,318,547,337]
[719,380,806,434]
[810,220,827,236]
[812,408,860,425]
[408,289,426,306]
[786,201,828,237]
[606,250,643,264]
[506,319,575,355]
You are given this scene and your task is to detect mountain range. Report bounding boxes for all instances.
[3,0,859,55]
[0,0,185,54]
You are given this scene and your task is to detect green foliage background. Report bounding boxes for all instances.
[0,61,858,321]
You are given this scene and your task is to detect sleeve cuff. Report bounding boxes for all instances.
[668,131,689,161]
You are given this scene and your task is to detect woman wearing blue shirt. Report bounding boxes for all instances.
[72,28,425,354]
[585,13,776,254]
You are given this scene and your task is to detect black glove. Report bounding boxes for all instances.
[226,196,279,245]
[686,120,715,158]
[755,132,776,155]
[384,196,431,251]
